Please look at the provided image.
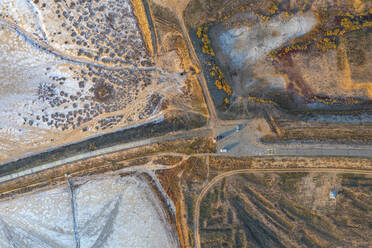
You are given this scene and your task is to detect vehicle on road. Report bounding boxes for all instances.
[236,125,242,132]
[213,135,224,143]
[266,148,275,156]
[220,148,228,153]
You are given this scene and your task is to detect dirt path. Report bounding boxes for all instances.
[2,121,372,184]
[193,167,372,248]
[154,0,219,126]
[0,128,212,184]
[178,18,219,126]
[0,18,155,71]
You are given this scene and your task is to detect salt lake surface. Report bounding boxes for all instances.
[0,175,179,248]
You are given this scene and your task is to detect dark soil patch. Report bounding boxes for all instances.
[93,83,114,102]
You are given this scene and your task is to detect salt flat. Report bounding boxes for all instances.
[0,175,179,248]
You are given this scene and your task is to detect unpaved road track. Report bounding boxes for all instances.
[0,18,155,71]
[152,0,218,126]
[0,0,371,212]
[1,4,369,248]
[173,11,218,125]
[193,167,372,248]
[0,128,211,184]
[1,123,372,184]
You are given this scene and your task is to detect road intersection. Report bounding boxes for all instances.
[1,2,371,248]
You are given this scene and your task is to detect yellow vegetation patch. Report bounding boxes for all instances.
[268,3,278,15]
[198,26,215,56]
[211,66,231,95]
[247,96,279,107]
[196,25,232,99]
[130,0,154,56]
[339,45,372,98]
[272,10,371,58]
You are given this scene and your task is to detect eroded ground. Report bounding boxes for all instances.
[0,137,371,248]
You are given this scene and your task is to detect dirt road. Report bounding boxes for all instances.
[193,167,372,248]
[171,6,218,125]
[1,0,372,195]
[0,18,155,71]
[1,122,372,184]
[0,128,212,184]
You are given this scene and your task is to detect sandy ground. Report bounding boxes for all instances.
[0,0,45,40]
[0,175,179,248]
[75,175,179,248]
[0,0,189,163]
[292,40,372,99]
[151,0,191,16]
[0,0,150,67]
[0,185,74,247]
[208,6,372,103]
[199,172,372,247]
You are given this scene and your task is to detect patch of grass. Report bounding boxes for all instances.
[200,191,213,222]
[278,172,308,193]
[262,125,372,145]
[185,193,196,227]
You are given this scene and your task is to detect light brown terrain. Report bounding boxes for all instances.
[199,172,372,247]
[183,0,372,145]
[155,155,372,248]
[0,0,207,163]
[0,0,372,248]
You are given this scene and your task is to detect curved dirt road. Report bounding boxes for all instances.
[171,9,218,125]
[0,18,155,71]
[194,167,372,248]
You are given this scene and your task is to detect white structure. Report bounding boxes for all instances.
[329,190,337,199]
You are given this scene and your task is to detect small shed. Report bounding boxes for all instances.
[329,190,337,199]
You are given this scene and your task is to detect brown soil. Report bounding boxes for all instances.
[274,54,314,98]
[93,82,114,102]
[156,155,372,248]
[199,172,372,247]
[262,121,372,145]
[0,136,214,198]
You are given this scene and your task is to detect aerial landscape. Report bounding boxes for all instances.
[0,0,371,247]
